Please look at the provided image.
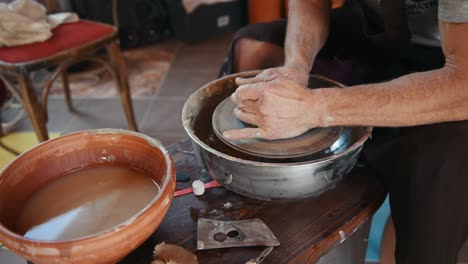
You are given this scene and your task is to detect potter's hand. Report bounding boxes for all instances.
[223,76,323,140]
[236,66,310,87]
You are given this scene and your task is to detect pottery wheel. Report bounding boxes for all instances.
[212,97,344,159]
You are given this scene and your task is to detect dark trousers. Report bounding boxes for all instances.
[364,123,468,264]
[219,1,468,263]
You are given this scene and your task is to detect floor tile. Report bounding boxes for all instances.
[44,98,79,132]
[139,98,187,136]
[169,33,232,72]
[170,48,227,72]
[62,98,151,134]
[6,98,77,134]
[158,69,218,98]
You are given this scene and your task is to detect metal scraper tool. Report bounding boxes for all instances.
[197,218,280,250]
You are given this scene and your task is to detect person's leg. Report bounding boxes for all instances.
[218,20,287,77]
[363,122,468,264]
[233,38,284,72]
[220,0,392,85]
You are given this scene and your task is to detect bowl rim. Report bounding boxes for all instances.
[182,71,372,167]
[0,128,174,245]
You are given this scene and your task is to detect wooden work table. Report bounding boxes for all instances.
[120,139,386,264]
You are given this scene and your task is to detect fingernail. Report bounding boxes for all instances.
[222,131,231,139]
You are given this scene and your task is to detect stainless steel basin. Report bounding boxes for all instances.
[182,71,371,200]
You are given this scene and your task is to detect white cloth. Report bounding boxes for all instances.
[182,0,236,14]
[0,0,78,47]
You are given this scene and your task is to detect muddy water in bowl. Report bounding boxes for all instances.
[15,165,159,241]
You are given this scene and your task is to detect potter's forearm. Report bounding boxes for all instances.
[309,22,468,128]
[285,0,331,72]
[309,68,468,127]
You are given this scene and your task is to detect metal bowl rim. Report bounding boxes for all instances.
[182,71,372,167]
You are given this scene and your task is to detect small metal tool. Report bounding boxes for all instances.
[197,218,280,250]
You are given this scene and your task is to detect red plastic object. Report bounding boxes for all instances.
[174,180,222,197]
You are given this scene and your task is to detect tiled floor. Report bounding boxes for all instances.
[2,33,468,264]
[9,33,232,146]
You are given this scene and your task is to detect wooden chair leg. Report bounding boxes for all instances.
[61,70,74,112]
[17,74,49,142]
[106,41,138,132]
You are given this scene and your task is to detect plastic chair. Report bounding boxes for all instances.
[0,0,138,142]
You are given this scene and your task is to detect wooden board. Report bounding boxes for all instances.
[120,139,386,264]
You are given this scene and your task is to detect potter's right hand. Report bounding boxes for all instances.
[224,76,326,140]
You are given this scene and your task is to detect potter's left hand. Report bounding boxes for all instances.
[223,76,325,140]
[235,66,310,86]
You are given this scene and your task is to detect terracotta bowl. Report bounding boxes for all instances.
[0,129,176,264]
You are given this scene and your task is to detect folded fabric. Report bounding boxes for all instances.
[182,0,236,14]
[0,0,79,47]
